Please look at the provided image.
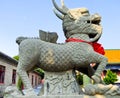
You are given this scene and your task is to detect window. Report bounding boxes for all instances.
[0,65,5,83]
[12,69,16,84]
[35,76,37,86]
[32,75,34,85]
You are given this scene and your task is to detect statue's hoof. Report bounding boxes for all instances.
[92,75,101,83]
[84,84,96,95]
[4,86,23,98]
[22,88,37,96]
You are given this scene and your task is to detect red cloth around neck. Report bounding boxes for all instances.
[66,38,105,55]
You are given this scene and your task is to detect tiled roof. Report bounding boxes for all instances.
[0,51,18,65]
[105,49,120,63]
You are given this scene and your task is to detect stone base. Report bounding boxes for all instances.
[4,95,120,98]
[44,70,82,95]
[4,70,120,98]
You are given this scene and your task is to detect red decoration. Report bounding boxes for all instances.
[66,38,105,55]
[92,42,105,55]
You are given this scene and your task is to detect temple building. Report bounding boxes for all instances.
[0,51,41,97]
[104,49,120,83]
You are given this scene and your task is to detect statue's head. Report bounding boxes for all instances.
[52,0,102,42]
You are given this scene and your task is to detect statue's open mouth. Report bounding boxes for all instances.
[89,34,97,38]
[87,18,101,40]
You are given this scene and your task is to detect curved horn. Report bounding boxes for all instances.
[61,0,69,12]
[52,0,67,15]
[53,9,64,20]
[90,33,102,42]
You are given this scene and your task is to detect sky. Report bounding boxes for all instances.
[0,0,120,57]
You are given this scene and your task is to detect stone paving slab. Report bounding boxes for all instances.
[5,95,120,98]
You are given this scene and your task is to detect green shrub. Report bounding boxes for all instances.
[103,69,118,85]
[76,73,83,85]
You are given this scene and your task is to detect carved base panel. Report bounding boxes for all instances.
[44,70,82,95]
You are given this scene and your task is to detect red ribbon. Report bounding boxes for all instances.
[66,38,105,55]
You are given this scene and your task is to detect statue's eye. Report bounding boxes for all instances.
[81,11,89,14]
[81,11,89,16]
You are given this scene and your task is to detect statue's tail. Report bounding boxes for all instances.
[16,37,28,45]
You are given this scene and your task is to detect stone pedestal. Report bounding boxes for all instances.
[4,70,120,98]
[44,70,83,95]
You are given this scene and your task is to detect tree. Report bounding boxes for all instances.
[103,69,118,85]
[34,68,44,79]
[13,55,19,61]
